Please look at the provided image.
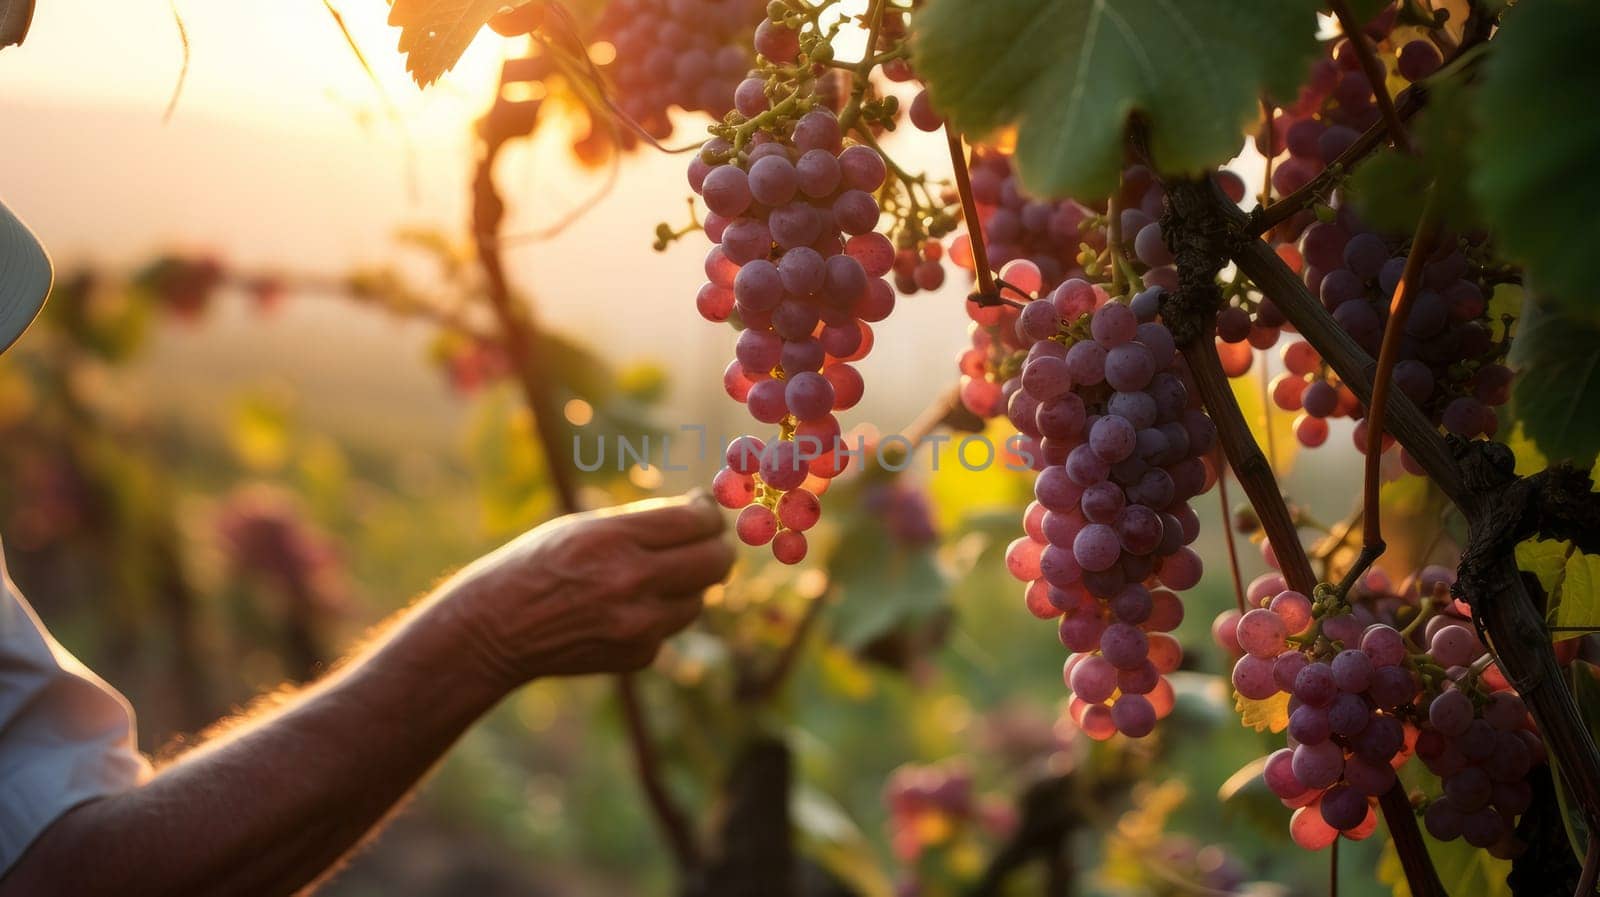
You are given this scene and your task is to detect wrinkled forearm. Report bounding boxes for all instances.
[0,588,508,897]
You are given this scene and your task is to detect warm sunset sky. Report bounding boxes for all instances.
[0,2,1284,460]
[0,1,988,446]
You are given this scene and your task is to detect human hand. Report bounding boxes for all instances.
[437,491,733,688]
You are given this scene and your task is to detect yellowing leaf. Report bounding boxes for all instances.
[1229,367,1297,473]
[1515,538,1571,598]
[1234,689,1289,733]
[387,0,537,86]
[229,391,294,472]
[1378,831,1512,897]
[1513,539,1600,640]
[1552,549,1600,638]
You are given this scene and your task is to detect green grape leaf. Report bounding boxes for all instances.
[913,0,1323,198]
[1470,0,1600,315]
[1379,832,1512,897]
[1217,755,1295,837]
[1512,539,1600,639]
[1509,303,1600,467]
[826,513,948,651]
[1349,80,1480,234]
[387,0,537,86]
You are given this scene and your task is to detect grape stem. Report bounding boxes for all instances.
[1181,338,1318,596]
[1329,835,1339,897]
[1327,0,1414,154]
[1348,189,1441,594]
[1107,188,1125,294]
[945,128,1003,303]
[738,583,833,703]
[1576,835,1599,897]
[1215,452,1250,614]
[1257,96,1276,208]
[837,0,887,133]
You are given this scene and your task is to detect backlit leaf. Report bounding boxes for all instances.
[914,0,1322,198]
[1508,303,1600,467]
[1234,689,1289,733]
[388,0,537,86]
[1470,0,1600,316]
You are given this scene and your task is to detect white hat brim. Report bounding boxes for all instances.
[0,198,51,355]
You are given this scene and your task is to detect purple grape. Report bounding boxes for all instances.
[748,154,798,206]
[1073,523,1122,572]
[795,149,841,198]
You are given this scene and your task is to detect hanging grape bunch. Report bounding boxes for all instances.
[1234,553,1547,855]
[594,0,767,141]
[948,163,1245,422]
[1002,283,1218,740]
[1214,12,1509,456]
[693,5,899,564]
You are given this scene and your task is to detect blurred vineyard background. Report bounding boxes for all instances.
[0,2,1451,896]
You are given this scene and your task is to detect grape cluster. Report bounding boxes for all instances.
[948,162,1245,420]
[1224,22,1511,453]
[595,0,764,140]
[1252,613,1413,848]
[1258,9,1437,216]
[1004,285,1218,739]
[693,16,896,564]
[949,149,1106,294]
[1417,687,1542,852]
[884,762,1015,895]
[1238,556,1547,853]
[1257,216,1513,453]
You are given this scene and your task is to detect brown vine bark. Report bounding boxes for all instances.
[1156,164,1447,897]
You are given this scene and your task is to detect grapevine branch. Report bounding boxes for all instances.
[1155,173,1317,596]
[1153,156,1446,896]
[1183,338,1316,597]
[967,775,1078,897]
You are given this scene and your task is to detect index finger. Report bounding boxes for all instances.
[592,490,725,549]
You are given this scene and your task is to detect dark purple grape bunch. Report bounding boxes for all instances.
[1416,687,1542,855]
[1252,607,1415,849]
[1258,13,1441,237]
[1264,214,1512,459]
[595,0,765,140]
[1004,284,1219,739]
[693,14,898,564]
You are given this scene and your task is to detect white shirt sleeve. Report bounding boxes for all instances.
[0,544,150,873]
